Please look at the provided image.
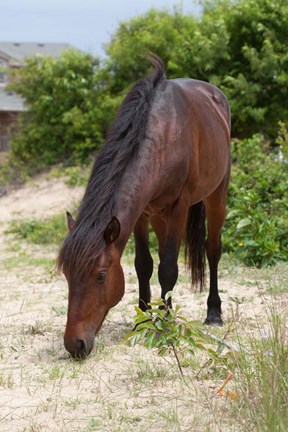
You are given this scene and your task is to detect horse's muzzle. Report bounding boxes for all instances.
[64,335,94,359]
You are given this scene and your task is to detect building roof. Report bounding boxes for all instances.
[0,42,72,66]
[0,87,25,112]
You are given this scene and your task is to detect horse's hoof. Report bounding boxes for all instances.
[204,312,223,326]
[204,306,223,326]
[204,318,223,327]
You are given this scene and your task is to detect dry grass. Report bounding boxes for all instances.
[0,176,287,432]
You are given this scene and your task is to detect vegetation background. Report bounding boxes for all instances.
[0,1,287,430]
[2,0,288,264]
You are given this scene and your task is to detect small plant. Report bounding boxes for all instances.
[51,305,67,316]
[6,213,66,245]
[48,365,65,380]
[232,310,288,431]
[0,372,14,389]
[63,165,90,187]
[126,293,234,377]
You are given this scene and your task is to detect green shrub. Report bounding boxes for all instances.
[6,214,67,245]
[7,50,116,171]
[126,293,234,377]
[224,133,288,266]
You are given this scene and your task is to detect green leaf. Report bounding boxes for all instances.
[145,332,156,349]
[226,209,240,219]
[236,218,251,230]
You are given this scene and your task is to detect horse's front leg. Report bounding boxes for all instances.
[134,214,153,311]
[158,238,180,308]
[152,205,187,308]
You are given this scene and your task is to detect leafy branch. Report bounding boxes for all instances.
[126,292,237,377]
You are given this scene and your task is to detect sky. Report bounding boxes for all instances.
[0,0,201,58]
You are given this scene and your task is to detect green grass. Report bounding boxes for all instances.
[5,213,67,245]
[51,305,67,316]
[232,310,288,431]
[1,253,54,270]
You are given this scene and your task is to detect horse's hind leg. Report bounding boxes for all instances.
[134,214,153,311]
[204,174,230,325]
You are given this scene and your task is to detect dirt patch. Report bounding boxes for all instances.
[0,175,287,432]
[0,175,83,225]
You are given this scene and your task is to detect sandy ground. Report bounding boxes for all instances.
[0,176,83,223]
[0,175,287,432]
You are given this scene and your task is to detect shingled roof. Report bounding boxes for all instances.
[0,42,72,66]
[0,42,74,112]
[0,88,25,112]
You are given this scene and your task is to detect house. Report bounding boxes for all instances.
[0,42,72,152]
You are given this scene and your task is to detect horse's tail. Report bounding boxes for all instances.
[184,201,206,291]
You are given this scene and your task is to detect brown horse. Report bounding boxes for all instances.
[57,56,231,359]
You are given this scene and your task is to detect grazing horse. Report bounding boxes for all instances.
[57,56,231,359]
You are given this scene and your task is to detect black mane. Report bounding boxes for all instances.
[57,55,165,277]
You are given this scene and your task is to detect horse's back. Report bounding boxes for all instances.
[169,78,230,135]
[146,77,231,206]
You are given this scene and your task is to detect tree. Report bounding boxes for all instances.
[103,8,197,92]
[217,0,288,137]
[103,0,288,138]
[8,0,288,170]
[8,50,111,169]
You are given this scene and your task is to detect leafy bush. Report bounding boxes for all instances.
[104,0,288,138]
[48,164,91,187]
[126,293,234,377]
[8,0,288,173]
[6,214,67,245]
[224,133,288,266]
[8,50,117,171]
[0,156,29,190]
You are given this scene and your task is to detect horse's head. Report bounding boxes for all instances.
[62,213,124,359]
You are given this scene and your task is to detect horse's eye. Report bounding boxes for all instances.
[96,271,107,283]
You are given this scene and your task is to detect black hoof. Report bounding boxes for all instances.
[204,317,223,326]
[204,309,223,326]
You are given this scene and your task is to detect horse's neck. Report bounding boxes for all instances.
[114,148,157,251]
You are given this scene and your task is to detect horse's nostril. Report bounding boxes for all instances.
[74,338,87,358]
[75,338,86,351]
[64,334,94,359]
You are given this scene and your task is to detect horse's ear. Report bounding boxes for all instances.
[104,217,121,244]
[66,211,75,231]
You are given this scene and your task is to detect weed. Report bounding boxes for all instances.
[154,403,181,431]
[87,417,103,430]
[63,165,90,187]
[27,321,47,336]
[126,293,234,378]
[233,310,288,431]
[51,305,67,316]
[48,365,65,380]
[1,253,54,272]
[6,213,66,245]
[64,397,81,409]
[131,357,171,382]
[0,372,14,389]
